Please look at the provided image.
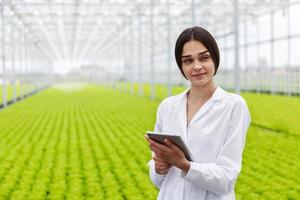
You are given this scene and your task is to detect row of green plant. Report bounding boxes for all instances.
[0,86,157,199]
[115,82,300,135]
[236,126,300,200]
[0,83,37,105]
[0,84,299,199]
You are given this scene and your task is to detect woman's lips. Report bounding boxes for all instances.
[192,73,206,77]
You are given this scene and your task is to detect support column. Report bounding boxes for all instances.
[167,0,172,97]
[150,0,155,100]
[191,0,196,26]
[25,35,29,97]
[270,11,275,94]
[19,28,24,99]
[122,21,127,92]
[256,19,260,93]
[12,25,17,103]
[287,6,291,95]
[244,22,248,91]
[1,2,7,107]
[138,7,143,96]
[233,0,240,94]
[129,17,134,94]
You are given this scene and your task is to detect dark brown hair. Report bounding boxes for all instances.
[175,26,220,79]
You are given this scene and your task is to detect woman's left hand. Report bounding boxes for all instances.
[148,138,190,174]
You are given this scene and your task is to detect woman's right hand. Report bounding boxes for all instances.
[153,154,172,175]
[145,135,172,175]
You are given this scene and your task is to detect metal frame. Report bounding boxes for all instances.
[1,0,300,106]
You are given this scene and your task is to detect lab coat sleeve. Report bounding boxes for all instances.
[182,97,251,195]
[148,101,167,189]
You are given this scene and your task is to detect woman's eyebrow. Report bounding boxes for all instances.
[181,55,191,58]
[198,50,209,55]
[181,50,209,58]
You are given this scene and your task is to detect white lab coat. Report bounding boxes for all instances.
[148,86,251,200]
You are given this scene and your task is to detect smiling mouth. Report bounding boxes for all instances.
[192,73,206,76]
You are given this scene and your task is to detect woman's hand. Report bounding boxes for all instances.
[145,136,172,174]
[145,136,190,174]
[153,154,172,175]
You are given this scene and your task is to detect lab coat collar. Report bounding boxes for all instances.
[174,86,226,133]
[176,86,226,103]
[211,86,227,101]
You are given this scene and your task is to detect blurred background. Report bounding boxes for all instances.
[0,0,299,199]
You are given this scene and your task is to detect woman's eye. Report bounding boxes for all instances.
[183,59,192,64]
[200,56,210,62]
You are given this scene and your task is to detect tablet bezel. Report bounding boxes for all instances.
[146,131,194,161]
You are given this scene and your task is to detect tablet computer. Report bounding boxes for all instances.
[146,131,194,161]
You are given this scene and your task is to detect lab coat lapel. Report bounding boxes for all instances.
[188,87,224,128]
[175,90,188,138]
[188,99,213,128]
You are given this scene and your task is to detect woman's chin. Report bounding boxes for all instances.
[191,81,206,87]
[190,79,212,88]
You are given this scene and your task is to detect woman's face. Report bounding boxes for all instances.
[181,40,215,87]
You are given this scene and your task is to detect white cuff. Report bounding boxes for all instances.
[181,161,198,180]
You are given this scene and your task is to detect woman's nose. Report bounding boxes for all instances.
[193,60,203,70]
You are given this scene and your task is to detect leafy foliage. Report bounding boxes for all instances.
[0,84,299,199]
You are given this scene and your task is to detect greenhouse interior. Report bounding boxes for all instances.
[0,0,300,199]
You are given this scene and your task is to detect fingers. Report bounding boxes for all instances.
[155,160,171,174]
[164,139,173,147]
[151,148,163,159]
[156,160,170,167]
[144,135,151,144]
[153,154,166,162]
[164,139,181,153]
[145,136,160,152]
[151,140,178,161]
[145,136,175,153]
[155,167,168,175]
[151,146,169,159]
[145,137,168,161]
[146,136,185,167]
[145,135,165,149]
[150,139,169,151]
[156,163,171,171]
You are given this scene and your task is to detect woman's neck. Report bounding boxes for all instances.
[187,81,217,103]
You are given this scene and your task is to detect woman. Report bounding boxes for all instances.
[145,26,251,200]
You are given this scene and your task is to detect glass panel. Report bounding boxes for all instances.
[290,4,300,35]
[273,9,288,39]
[258,42,271,69]
[258,13,271,42]
[246,19,257,44]
[240,46,245,69]
[239,22,246,45]
[226,48,234,69]
[274,39,288,68]
[291,37,300,66]
[227,34,234,49]
[247,44,258,68]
